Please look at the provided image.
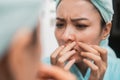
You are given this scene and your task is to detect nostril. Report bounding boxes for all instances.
[61,31,75,42]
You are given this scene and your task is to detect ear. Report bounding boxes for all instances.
[101,22,112,40]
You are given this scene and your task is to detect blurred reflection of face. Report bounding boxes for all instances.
[8,25,41,80]
[55,0,105,63]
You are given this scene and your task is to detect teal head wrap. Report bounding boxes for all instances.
[90,0,116,57]
[91,0,114,23]
[56,0,114,22]
[0,0,43,59]
[56,0,116,57]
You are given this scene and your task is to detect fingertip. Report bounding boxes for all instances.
[61,45,65,48]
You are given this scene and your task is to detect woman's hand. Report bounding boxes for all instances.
[78,42,107,80]
[50,42,76,70]
[37,64,76,80]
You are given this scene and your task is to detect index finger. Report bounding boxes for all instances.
[78,42,100,56]
[91,45,107,62]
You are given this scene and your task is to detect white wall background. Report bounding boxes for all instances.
[40,0,58,59]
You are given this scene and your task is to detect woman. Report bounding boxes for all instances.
[0,0,76,80]
[44,0,120,80]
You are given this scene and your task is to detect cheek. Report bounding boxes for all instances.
[54,29,63,45]
[76,29,102,45]
[54,29,59,42]
[54,29,58,40]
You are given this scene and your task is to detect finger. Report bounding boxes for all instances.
[32,26,41,58]
[59,42,76,56]
[56,50,76,68]
[91,45,107,62]
[38,64,76,80]
[78,42,100,56]
[9,29,33,58]
[64,59,76,71]
[83,59,99,73]
[81,52,102,67]
[51,45,65,65]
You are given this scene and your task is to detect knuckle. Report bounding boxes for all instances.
[51,55,56,60]
[95,50,99,55]
[96,57,102,62]
[103,49,107,54]
[93,67,99,72]
[59,52,63,57]
[102,65,107,72]
[58,58,64,64]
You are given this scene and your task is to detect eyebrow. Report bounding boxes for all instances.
[56,17,65,22]
[71,18,88,22]
[56,17,89,22]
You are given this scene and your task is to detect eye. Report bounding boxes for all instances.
[75,24,88,29]
[56,23,65,29]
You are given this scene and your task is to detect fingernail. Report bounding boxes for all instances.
[61,45,65,48]
[71,59,76,62]
[78,42,82,45]
[71,50,76,53]
[73,42,76,44]
[83,59,86,62]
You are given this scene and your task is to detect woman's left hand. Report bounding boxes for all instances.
[78,42,107,80]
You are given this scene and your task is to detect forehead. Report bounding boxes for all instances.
[57,0,100,20]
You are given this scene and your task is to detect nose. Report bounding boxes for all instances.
[61,26,75,43]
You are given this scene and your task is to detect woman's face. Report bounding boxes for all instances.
[55,0,106,63]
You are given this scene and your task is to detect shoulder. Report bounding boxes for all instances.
[104,57,120,80]
[108,57,120,68]
[108,57,120,73]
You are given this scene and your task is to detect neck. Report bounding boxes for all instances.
[75,62,88,77]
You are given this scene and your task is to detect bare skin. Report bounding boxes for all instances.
[51,0,112,80]
[38,64,76,80]
[0,24,76,80]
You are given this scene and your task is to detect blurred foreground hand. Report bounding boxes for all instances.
[37,64,76,80]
